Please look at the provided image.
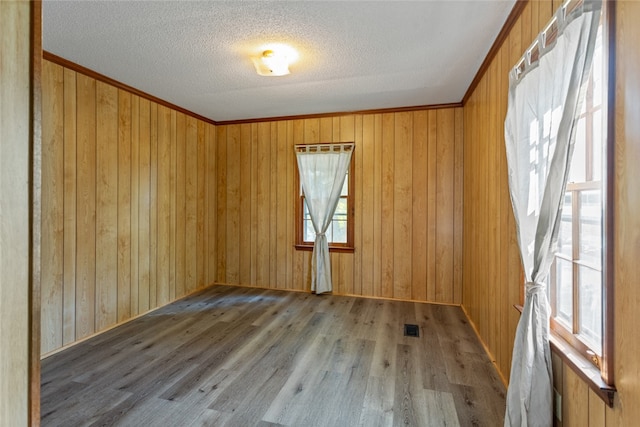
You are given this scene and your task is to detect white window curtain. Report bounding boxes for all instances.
[503,1,601,425]
[296,143,353,294]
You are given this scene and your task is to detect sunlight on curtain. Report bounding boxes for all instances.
[503,0,601,425]
[296,144,353,294]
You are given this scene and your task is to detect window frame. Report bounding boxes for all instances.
[550,59,603,364]
[545,0,615,405]
[294,143,355,253]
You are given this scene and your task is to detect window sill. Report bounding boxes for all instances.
[513,305,616,407]
[294,244,355,253]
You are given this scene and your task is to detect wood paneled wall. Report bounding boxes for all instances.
[40,58,463,354]
[215,110,463,303]
[30,1,640,424]
[462,0,555,388]
[463,0,640,425]
[608,1,640,424]
[40,60,217,355]
[1,2,37,425]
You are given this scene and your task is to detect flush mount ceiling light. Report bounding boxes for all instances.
[251,44,298,77]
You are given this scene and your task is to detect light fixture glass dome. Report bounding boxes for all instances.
[251,44,298,77]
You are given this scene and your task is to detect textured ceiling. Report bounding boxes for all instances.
[42,0,516,122]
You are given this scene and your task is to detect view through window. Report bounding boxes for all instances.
[549,18,606,370]
[295,151,354,251]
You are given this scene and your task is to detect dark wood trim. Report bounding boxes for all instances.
[601,0,616,388]
[294,244,355,254]
[549,331,616,407]
[515,0,615,393]
[462,0,529,105]
[550,317,601,369]
[294,143,355,252]
[30,1,42,424]
[43,51,462,127]
[42,51,218,126]
[216,103,463,126]
[514,305,616,407]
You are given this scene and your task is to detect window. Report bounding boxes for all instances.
[295,149,354,252]
[549,10,613,389]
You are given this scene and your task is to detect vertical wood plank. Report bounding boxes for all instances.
[453,108,464,305]
[588,388,605,426]
[206,123,217,286]
[380,113,395,298]
[479,76,489,336]
[276,120,289,289]
[269,123,279,288]
[614,2,640,426]
[531,0,540,50]
[175,113,186,297]
[95,81,118,331]
[169,110,177,299]
[536,0,550,23]
[117,89,132,322]
[372,114,383,297]
[149,102,158,308]
[486,61,498,353]
[216,125,227,283]
[130,95,140,316]
[196,121,206,289]
[563,367,589,427]
[521,2,533,48]
[412,111,428,302]
[185,116,198,293]
[350,114,362,296]
[319,117,332,141]
[202,123,209,290]
[467,93,477,323]
[75,73,96,339]
[156,105,171,306]
[393,112,412,300]
[301,119,320,288]
[62,67,77,345]
[338,115,355,295]
[0,3,34,421]
[507,13,524,376]
[250,123,258,286]
[361,114,375,297]
[499,42,512,376]
[285,120,294,290]
[435,109,455,303]
[225,124,240,285]
[256,122,271,286]
[426,110,437,302]
[138,98,151,313]
[41,60,64,353]
[239,124,252,286]
[305,118,320,143]
[291,120,306,291]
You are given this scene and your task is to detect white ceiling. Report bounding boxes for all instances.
[42,0,516,123]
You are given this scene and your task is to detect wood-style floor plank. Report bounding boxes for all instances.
[41,285,505,426]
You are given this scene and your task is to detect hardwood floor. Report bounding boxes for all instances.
[41,285,506,426]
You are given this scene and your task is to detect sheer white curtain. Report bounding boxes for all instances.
[503,1,601,425]
[296,143,353,294]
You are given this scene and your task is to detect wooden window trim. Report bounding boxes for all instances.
[601,0,616,390]
[549,329,615,407]
[515,304,615,407]
[560,0,615,401]
[518,0,616,407]
[294,143,355,253]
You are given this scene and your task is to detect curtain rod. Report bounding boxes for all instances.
[295,143,355,153]
[511,0,600,83]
